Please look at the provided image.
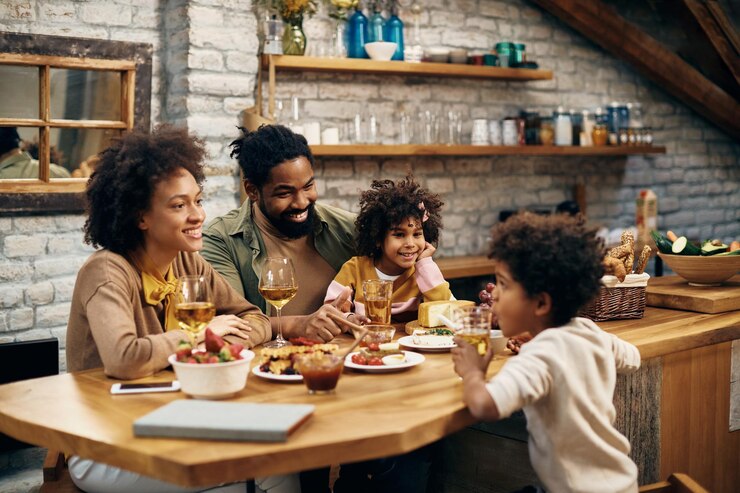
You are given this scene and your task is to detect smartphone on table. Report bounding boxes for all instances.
[110,381,181,395]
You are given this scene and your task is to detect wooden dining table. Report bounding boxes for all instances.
[0,304,738,488]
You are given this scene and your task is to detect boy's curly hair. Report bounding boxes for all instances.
[488,211,605,326]
[355,176,444,259]
[229,124,314,189]
[83,125,206,254]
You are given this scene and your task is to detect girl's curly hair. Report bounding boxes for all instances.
[355,176,444,259]
[83,125,206,254]
[488,211,606,326]
[229,124,314,189]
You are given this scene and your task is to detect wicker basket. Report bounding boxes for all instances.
[579,274,648,322]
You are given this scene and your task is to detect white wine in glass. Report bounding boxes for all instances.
[259,257,297,348]
[175,275,215,346]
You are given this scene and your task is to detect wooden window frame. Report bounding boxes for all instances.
[0,32,152,215]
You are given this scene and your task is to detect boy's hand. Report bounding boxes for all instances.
[417,241,436,261]
[452,336,493,379]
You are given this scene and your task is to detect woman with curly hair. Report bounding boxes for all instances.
[324,175,451,325]
[66,125,297,493]
[451,211,641,493]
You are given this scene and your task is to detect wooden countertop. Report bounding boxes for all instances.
[0,307,737,486]
[436,255,495,279]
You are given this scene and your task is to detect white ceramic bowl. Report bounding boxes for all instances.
[168,349,255,400]
[365,41,397,61]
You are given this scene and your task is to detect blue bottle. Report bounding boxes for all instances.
[347,5,369,58]
[367,2,385,43]
[384,5,404,60]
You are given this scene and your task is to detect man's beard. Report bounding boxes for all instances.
[260,200,316,239]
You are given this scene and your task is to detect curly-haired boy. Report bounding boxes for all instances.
[452,211,641,492]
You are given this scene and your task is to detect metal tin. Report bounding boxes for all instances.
[513,43,526,65]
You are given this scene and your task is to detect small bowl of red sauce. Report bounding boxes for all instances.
[295,353,344,394]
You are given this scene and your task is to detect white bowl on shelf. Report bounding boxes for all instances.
[365,41,397,61]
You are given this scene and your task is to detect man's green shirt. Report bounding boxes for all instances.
[201,200,356,313]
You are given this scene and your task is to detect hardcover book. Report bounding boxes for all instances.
[133,400,315,442]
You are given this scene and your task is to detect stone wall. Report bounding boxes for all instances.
[0,0,738,373]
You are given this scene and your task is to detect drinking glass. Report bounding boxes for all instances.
[362,279,393,324]
[175,275,216,347]
[453,305,492,356]
[259,257,298,348]
[295,353,344,394]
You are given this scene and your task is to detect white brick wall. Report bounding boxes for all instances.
[0,0,738,386]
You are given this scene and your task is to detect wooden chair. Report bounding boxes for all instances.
[639,473,710,493]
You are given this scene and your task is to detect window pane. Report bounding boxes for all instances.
[50,127,121,178]
[50,69,122,121]
[0,65,39,119]
[0,127,43,179]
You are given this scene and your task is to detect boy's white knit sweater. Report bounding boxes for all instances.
[486,317,641,493]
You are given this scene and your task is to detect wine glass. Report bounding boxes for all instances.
[259,257,298,348]
[175,275,215,347]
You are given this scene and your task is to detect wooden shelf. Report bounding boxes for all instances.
[310,144,667,157]
[436,255,495,280]
[261,55,553,81]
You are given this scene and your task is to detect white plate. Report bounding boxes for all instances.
[344,350,425,373]
[251,365,303,382]
[398,335,456,352]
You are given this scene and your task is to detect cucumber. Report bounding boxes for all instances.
[650,230,673,254]
[671,236,702,255]
[716,249,740,256]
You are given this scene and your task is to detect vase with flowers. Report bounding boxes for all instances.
[259,0,318,56]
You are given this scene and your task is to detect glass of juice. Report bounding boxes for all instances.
[453,306,492,356]
[362,279,393,324]
[295,353,344,395]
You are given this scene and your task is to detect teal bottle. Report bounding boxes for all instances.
[367,2,385,43]
[347,6,369,58]
[384,6,404,60]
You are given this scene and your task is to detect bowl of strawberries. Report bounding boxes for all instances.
[168,328,254,399]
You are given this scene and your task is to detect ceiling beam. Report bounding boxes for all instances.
[531,0,740,140]
[683,0,740,87]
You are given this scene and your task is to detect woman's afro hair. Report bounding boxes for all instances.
[83,124,206,254]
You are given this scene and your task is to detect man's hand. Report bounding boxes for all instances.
[303,286,353,342]
[417,241,436,261]
[451,336,493,379]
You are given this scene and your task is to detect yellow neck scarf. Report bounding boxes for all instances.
[132,251,180,332]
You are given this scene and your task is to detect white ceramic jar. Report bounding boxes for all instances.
[554,106,572,146]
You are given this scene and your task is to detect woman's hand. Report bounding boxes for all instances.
[417,241,436,261]
[451,337,493,379]
[196,315,252,344]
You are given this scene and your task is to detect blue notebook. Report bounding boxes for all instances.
[133,400,315,442]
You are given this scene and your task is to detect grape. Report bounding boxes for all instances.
[486,282,495,292]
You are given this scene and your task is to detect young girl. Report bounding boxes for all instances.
[324,176,451,324]
[452,212,641,492]
[66,125,297,493]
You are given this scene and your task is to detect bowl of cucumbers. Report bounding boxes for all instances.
[652,231,740,286]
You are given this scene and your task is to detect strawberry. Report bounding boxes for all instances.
[204,327,225,353]
[206,355,220,364]
[228,343,244,359]
[175,347,192,362]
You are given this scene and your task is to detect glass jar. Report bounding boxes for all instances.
[554,106,572,146]
[642,127,653,146]
[618,127,629,146]
[539,117,554,145]
[592,124,608,146]
[570,109,582,146]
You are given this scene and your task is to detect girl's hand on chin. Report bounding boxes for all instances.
[417,242,436,261]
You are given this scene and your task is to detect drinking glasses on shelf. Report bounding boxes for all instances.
[259,257,298,348]
[175,275,215,347]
